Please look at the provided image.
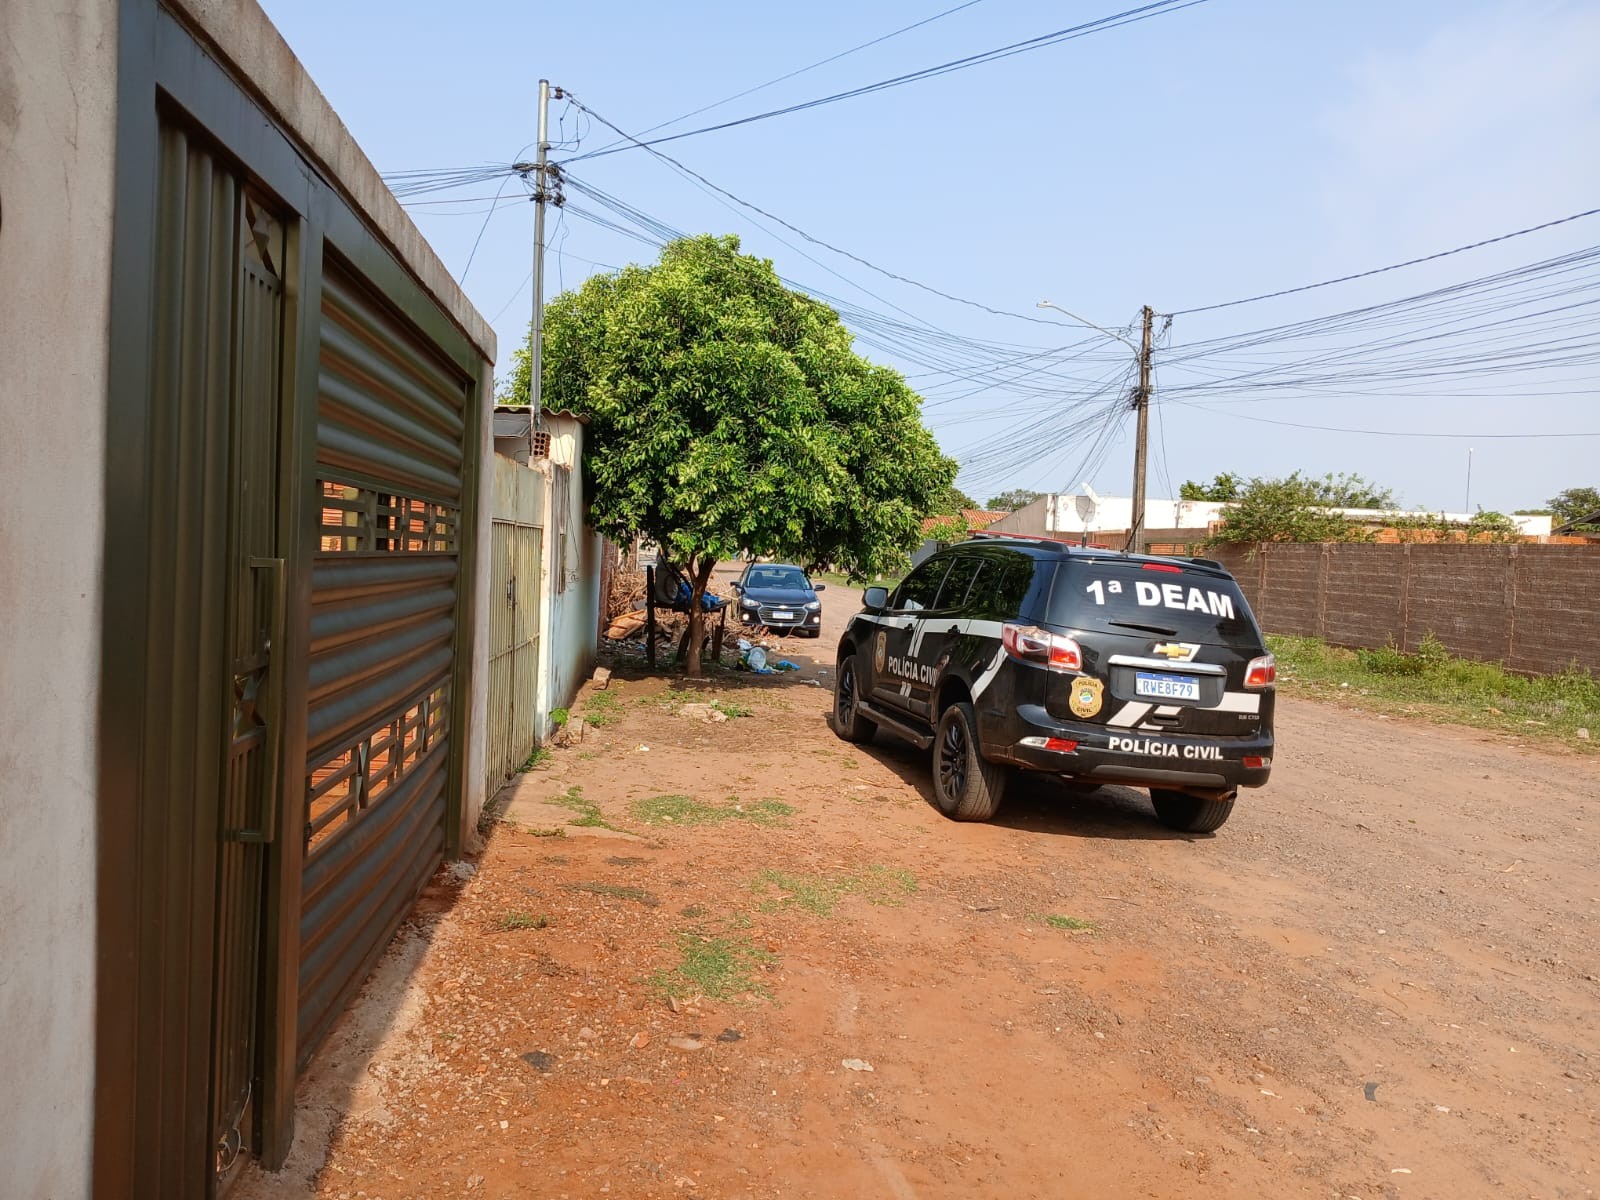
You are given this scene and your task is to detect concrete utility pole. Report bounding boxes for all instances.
[1035,300,1156,555]
[1129,304,1155,555]
[529,79,554,440]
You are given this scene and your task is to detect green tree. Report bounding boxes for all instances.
[985,488,1043,512]
[935,485,978,516]
[1178,472,1243,502]
[1548,486,1600,529]
[1465,511,1520,542]
[1304,472,1396,509]
[1206,473,1369,546]
[504,234,956,675]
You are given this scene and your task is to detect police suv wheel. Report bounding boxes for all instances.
[932,701,1006,821]
[833,654,876,743]
[1150,788,1235,834]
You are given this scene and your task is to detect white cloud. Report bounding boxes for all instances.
[1319,1,1600,259]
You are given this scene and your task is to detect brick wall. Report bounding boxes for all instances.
[1210,543,1600,676]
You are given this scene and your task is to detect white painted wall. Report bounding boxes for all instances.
[541,414,601,723]
[0,5,118,1197]
[995,494,1556,540]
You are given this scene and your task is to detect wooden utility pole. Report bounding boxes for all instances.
[1129,304,1155,555]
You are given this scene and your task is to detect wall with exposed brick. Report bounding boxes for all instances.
[1211,544,1600,676]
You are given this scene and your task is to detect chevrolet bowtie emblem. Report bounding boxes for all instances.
[1152,642,1198,661]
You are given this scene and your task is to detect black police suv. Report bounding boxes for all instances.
[831,537,1275,833]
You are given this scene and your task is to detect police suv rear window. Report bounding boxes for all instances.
[1044,560,1257,644]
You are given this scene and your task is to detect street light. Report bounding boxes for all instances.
[1036,300,1137,351]
[1035,300,1155,555]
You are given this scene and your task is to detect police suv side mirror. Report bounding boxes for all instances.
[729,581,742,593]
[862,586,889,611]
[812,583,826,591]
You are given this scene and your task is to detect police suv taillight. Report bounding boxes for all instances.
[1002,622,1083,672]
[1244,653,1276,688]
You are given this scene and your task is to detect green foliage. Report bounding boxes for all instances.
[650,931,775,1000]
[1207,473,1371,545]
[710,698,754,718]
[985,488,1043,512]
[628,794,796,828]
[1043,915,1094,934]
[935,485,978,515]
[922,513,970,543]
[1385,509,1521,543]
[548,785,618,830]
[494,910,550,931]
[1304,472,1396,509]
[1270,634,1599,746]
[1465,510,1520,541]
[506,234,956,671]
[549,707,570,729]
[750,865,918,917]
[519,746,552,771]
[1548,486,1600,529]
[582,689,623,727]
[1179,472,1243,502]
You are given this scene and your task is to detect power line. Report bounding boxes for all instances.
[562,94,1076,326]
[558,0,1211,164]
[1169,402,1600,439]
[581,0,992,158]
[1170,206,1600,316]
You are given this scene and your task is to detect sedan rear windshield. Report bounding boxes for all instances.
[1045,560,1258,645]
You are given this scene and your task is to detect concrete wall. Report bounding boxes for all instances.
[1212,543,1600,675]
[541,414,601,720]
[0,5,119,1197]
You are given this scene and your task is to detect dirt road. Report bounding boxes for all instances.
[247,610,1600,1200]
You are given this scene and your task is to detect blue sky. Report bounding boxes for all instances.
[258,0,1600,512]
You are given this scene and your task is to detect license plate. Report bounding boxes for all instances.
[771,611,795,621]
[1134,671,1200,701]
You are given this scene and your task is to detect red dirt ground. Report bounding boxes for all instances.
[240,590,1600,1200]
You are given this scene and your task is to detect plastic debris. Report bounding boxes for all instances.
[841,1058,874,1072]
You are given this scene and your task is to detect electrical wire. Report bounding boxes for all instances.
[558,0,1212,164]
[1170,206,1600,316]
[580,0,993,159]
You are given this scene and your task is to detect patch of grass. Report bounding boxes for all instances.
[629,794,797,828]
[519,746,553,771]
[710,698,755,719]
[524,826,567,838]
[566,881,660,907]
[1040,914,1095,932]
[583,689,625,728]
[495,910,550,931]
[816,570,897,591]
[649,932,775,1000]
[1269,633,1600,748]
[750,865,917,917]
[548,785,620,831]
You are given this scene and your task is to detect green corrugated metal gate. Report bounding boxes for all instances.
[298,264,471,1064]
[96,6,487,1197]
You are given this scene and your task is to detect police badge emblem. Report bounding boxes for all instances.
[874,630,887,674]
[1068,674,1104,718]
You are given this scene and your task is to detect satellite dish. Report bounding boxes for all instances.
[1075,488,1097,524]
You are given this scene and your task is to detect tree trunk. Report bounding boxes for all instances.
[680,555,718,677]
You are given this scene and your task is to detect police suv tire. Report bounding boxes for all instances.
[1150,788,1235,834]
[933,701,1006,822]
[833,652,876,743]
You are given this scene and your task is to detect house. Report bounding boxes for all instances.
[987,493,1558,543]
[1,3,498,1195]
[487,406,604,785]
